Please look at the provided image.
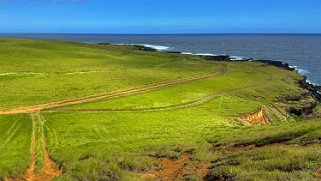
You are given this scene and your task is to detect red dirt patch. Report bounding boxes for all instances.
[140,153,209,181]
[240,107,271,125]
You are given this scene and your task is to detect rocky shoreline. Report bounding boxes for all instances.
[128,44,321,104]
[200,55,321,103]
[100,43,320,105]
[298,77,321,102]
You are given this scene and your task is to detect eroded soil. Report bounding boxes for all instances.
[140,153,209,181]
[240,107,271,125]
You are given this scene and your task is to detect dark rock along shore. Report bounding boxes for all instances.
[118,44,321,105]
[163,47,321,104]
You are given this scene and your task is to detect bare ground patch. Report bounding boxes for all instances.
[139,153,210,181]
[239,107,271,125]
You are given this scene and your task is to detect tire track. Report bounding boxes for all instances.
[51,84,257,114]
[39,113,63,181]
[0,124,21,150]
[52,66,274,114]
[23,114,37,181]
[18,112,63,181]
[0,64,228,115]
[1,118,22,149]
[40,114,58,147]
[5,120,18,135]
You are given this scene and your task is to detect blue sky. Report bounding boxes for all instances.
[0,0,321,33]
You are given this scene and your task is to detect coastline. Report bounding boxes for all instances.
[103,43,321,103]
[1,34,318,85]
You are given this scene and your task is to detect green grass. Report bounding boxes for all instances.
[0,38,320,181]
[202,118,321,181]
[0,38,214,109]
[0,114,31,179]
[57,62,265,111]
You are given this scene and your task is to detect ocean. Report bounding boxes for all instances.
[1,34,320,85]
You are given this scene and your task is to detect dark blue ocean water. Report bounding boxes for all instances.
[1,34,320,85]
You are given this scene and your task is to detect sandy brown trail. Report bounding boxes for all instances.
[27,112,63,181]
[0,64,227,115]
[52,83,261,114]
[51,65,274,114]
[54,67,274,114]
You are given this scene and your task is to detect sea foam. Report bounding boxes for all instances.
[230,56,244,60]
[138,44,171,51]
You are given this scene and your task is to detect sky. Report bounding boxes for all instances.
[0,0,321,33]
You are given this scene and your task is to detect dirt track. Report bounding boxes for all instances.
[23,113,62,181]
[51,66,274,114]
[51,84,257,113]
[4,113,62,181]
[0,64,227,115]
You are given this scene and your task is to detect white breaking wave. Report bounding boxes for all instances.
[230,56,244,60]
[289,65,298,69]
[194,53,218,56]
[138,44,172,51]
[288,65,314,84]
[297,69,310,75]
[181,52,194,55]
[289,65,310,75]
[115,43,172,51]
[181,52,220,56]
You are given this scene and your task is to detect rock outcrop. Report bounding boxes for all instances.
[298,77,321,102]
[199,55,231,61]
[253,59,295,71]
[278,91,320,119]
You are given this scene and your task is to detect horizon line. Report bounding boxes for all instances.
[1,33,321,35]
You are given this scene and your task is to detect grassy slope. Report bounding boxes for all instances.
[205,118,321,180]
[45,62,317,180]
[0,38,214,109]
[0,38,320,181]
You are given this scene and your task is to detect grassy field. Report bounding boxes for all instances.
[0,38,214,109]
[0,38,320,181]
[0,114,31,178]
